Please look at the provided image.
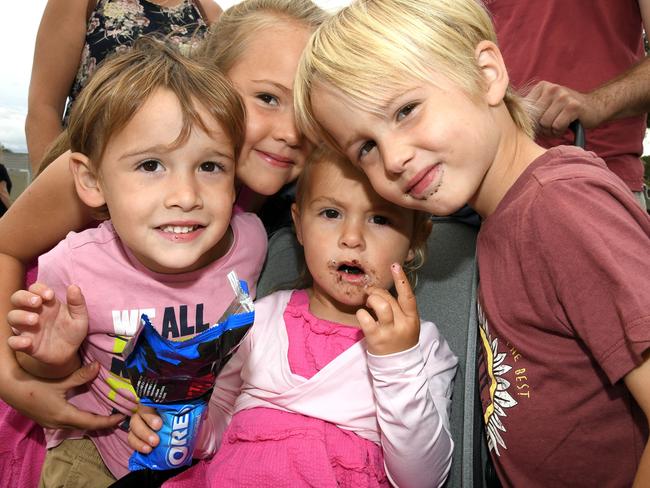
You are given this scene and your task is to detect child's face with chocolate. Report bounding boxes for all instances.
[310,64,505,218]
[292,158,417,324]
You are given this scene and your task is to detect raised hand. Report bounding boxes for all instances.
[356,263,420,356]
[7,282,89,367]
[128,404,162,454]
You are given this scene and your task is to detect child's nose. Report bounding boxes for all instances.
[164,175,202,210]
[382,141,414,175]
[273,107,300,148]
[339,220,365,249]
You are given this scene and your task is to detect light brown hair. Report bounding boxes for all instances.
[67,36,246,173]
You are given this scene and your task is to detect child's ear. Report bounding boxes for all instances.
[475,40,509,107]
[69,152,106,208]
[291,203,304,245]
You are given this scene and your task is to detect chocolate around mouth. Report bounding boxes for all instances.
[327,259,376,287]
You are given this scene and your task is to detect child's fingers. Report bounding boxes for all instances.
[7,333,33,352]
[27,282,55,301]
[138,405,163,431]
[7,308,39,351]
[356,308,380,336]
[391,263,418,318]
[129,413,160,452]
[365,289,396,326]
[59,410,125,432]
[66,285,89,322]
[128,423,156,454]
[7,308,39,329]
[10,289,43,309]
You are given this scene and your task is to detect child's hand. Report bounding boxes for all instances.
[128,404,162,454]
[7,283,89,366]
[357,263,420,356]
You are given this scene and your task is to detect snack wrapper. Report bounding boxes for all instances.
[125,271,254,471]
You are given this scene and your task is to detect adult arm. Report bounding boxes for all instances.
[195,0,222,24]
[0,152,120,429]
[528,0,650,136]
[0,181,11,211]
[25,0,90,172]
[626,354,650,487]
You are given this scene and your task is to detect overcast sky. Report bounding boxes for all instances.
[0,1,47,152]
[1,1,649,155]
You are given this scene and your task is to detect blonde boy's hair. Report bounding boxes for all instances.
[67,36,246,172]
[295,0,535,148]
[197,0,328,73]
[295,146,431,288]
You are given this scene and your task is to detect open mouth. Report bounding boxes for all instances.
[330,259,373,286]
[338,263,364,275]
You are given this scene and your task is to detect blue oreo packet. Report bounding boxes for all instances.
[129,398,208,471]
[125,272,254,471]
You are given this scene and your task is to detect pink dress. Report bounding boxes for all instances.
[165,290,390,487]
[0,264,46,487]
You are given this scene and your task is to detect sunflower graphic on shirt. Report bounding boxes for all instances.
[477,302,518,456]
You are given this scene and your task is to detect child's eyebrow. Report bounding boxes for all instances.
[250,79,291,94]
[378,86,419,113]
[310,195,345,207]
[119,145,232,160]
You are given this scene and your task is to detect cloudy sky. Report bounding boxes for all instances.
[0,1,47,152]
[1,1,648,155]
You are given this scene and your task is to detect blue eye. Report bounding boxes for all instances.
[358,141,376,160]
[371,215,389,225]
[199,161,223,173]
[397,103,417,121]
[257,93,279,106]
[138,159,162,172]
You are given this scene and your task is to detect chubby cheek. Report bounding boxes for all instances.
[363,171,398,203]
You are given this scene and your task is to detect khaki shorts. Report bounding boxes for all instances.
[39,438,116,488]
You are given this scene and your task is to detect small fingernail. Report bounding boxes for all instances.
[143,444,152,453]
[148,435,156,445]
[391,263,401,272]
[30,297,38,305]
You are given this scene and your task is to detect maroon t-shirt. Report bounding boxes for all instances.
[477,146,650,487]
[486,0,647,191]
